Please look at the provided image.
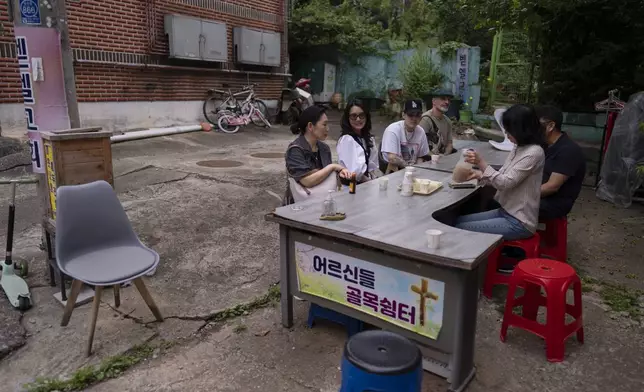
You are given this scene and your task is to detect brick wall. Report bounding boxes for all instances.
[0,0,20,103]
[0,0,288,104]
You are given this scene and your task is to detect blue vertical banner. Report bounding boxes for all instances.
[19,0,42,25]
[455,48,469,103]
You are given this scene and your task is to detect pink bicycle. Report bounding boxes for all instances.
[217,101,272,134]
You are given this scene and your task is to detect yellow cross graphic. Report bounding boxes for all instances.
[411,279,440,327]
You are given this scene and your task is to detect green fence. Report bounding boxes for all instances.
[488,30,538,108]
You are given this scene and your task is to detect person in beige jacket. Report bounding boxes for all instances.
[454,104,545,241]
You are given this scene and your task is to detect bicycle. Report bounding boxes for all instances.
[217,99,272,134]
[203,84,269,127]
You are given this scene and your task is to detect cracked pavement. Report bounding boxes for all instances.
[2,115,644,391]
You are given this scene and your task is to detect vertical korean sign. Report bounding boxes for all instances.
[14,26,70,174]
[455,48,469,102]
[294,242,445,340]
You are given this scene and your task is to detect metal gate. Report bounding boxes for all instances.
[488,30,538,108]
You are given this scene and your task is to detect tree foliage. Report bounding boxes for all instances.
[288,0,386,61]
[289,0,644,111]
[431,0,644,110]
[535,0,644,110]
[288,0,436,62]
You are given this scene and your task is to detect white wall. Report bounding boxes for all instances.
[0,100,278,134]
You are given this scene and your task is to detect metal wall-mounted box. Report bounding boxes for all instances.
[233,27,281,67]
[164,14,228,63]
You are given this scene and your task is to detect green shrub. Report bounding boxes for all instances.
[399,50,445,100]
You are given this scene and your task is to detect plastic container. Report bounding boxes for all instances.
[339,330,422,392]
[322,190,337,216]
[401,170,414,197]
[452,149,474,183]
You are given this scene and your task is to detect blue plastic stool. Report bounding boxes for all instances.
[307,303,364,337]
[340,330,422,392]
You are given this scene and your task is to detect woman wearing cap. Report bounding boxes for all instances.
[337,100,379,183]
[454,104,545,240]
[283,106,352,205]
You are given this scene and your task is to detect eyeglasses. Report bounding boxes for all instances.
[349,113,366,121]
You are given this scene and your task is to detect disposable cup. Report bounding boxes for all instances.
[431,154,440,163]
[426,229,443,249]
[419,179,431,194]
[379,177,389,191]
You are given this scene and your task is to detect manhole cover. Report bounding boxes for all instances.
[250,152,284,159]
[196,160,243,168]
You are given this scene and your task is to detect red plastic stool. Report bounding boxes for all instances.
[500,258,584,362]
[482,233,540,298]
[538,217,568,262]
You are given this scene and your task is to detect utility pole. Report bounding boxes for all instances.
[51,0,80,128]
[9,0,79,256]
[9,0,79,128]
[10,0,80,128]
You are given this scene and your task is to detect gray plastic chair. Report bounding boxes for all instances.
[55,180,163,356]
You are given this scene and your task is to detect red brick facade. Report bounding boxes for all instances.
[0,0,288,104]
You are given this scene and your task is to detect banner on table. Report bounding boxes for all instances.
[294,242,445,340]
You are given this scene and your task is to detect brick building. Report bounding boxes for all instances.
[0,0,289,132]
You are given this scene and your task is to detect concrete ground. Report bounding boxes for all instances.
[0,112,643,391]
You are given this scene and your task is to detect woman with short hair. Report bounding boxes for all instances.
[283,106,352,204]
[454,104,545,240]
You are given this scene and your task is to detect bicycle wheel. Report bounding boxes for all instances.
[217,114,240,134]
[203,94,225,124]
[249,100,270,127]
[256,109,272,128]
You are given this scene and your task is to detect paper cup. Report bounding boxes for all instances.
[379,176,389,191]
[431,154,440,163]
[419,179,431,194]
[426,229,443,249]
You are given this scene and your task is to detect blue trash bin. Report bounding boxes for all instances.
[339,330,422,392]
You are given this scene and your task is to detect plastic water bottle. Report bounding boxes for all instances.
[401,170,414,197]
[323,190,337,216]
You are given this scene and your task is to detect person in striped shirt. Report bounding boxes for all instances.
[454,104,546,240]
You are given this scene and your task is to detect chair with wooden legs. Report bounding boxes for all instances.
[55,180,163,356]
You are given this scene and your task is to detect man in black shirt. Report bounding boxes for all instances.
[536,105,586,219]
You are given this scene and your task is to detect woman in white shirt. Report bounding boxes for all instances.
[337,100,379,183]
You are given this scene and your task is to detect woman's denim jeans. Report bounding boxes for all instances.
[454,208,533,241]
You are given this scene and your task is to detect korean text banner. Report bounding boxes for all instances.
[294,242,445,340]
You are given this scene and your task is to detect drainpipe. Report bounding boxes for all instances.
[110,124,210,143]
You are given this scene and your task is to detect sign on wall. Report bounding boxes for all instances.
[15,34,43,173]
[14,26,70,174]
[19,0,41,26]
[44,140,57,219]
[455,48,469,103]
[294,242,445,340]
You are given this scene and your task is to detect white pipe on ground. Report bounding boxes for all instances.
[110,124,207,143]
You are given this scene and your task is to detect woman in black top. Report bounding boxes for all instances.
[284,106,351,204]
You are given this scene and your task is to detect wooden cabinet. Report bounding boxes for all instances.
[42,128,113,220]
